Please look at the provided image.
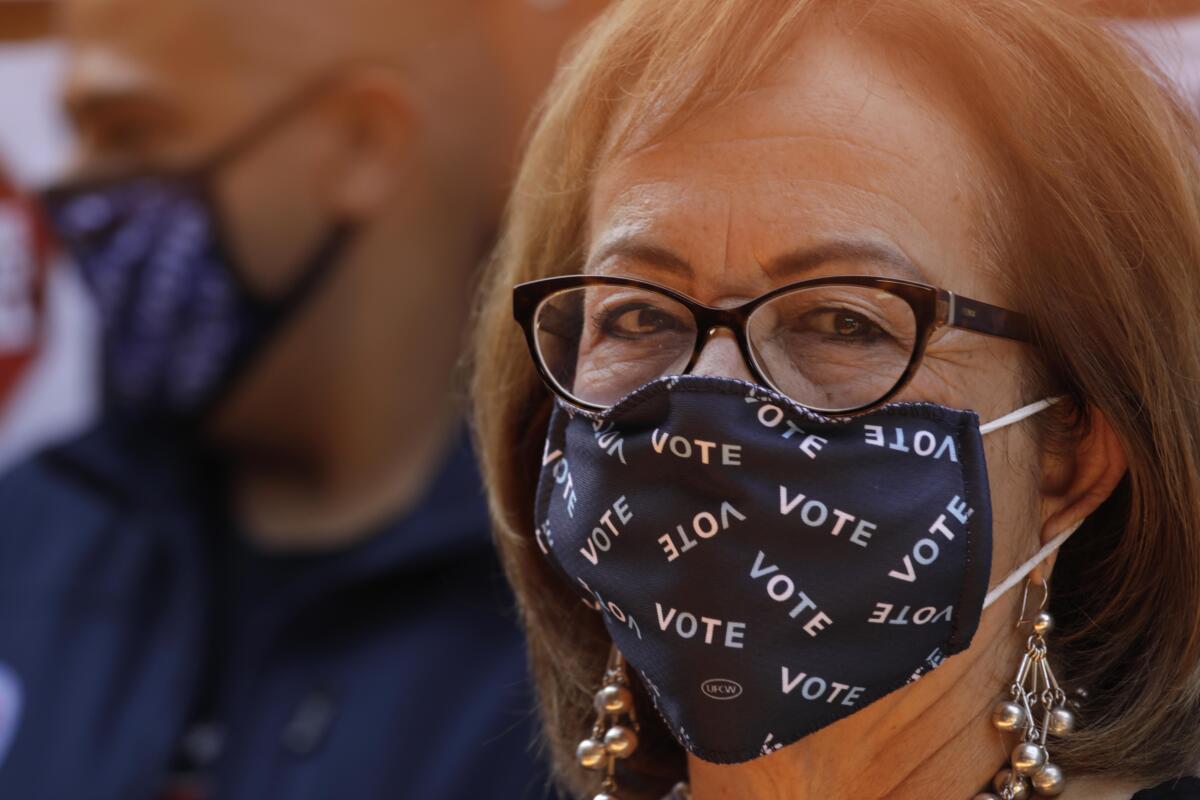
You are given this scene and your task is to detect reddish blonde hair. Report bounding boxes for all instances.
[472,1,1200,796]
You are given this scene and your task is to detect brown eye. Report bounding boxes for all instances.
[832,312,867,337]
[771,306,893,347]
[601,303,687,338]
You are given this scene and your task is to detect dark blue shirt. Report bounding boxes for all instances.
[0,422,551,800]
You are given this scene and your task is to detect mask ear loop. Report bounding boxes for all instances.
[980,397,1062,435]
[982,519,1083,610]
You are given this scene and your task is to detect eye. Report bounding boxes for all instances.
[800,308,886,341]
[67,91,185,167]
[598,302,688,339]
[832,311,871,337]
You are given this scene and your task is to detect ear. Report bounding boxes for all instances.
[1034,404,1128,579]
[312,68,415,221]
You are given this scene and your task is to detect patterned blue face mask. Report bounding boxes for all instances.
[43,81,355,428]
[534,374,1075,764]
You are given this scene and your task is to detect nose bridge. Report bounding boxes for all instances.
[690,318,755,382]
[693,304,747,346]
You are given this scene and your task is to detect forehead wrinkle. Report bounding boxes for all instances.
[587,216,658,265]
[599,170,950,279]
[787,177,946,257]
[606,132,931,205]
[590,175,727,248]
[587,179,667,255]
[668,130,914,165]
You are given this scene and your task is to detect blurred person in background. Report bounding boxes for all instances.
[0,0,605,798]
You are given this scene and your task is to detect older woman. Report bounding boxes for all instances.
[472,1,1200,798]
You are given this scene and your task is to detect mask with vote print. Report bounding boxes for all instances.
[534,374,1067,764]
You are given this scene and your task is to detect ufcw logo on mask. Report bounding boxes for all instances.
[701,678,744,701]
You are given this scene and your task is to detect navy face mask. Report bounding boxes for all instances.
[43,83,355,428]
[534,374,1072,764]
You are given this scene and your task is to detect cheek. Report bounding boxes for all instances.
[901,341,1041,581]
[899,335,1030,421]
[982,433,1044,586]
[895,342,1043,584]
[211,129,334,296]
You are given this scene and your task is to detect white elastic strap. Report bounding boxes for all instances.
[981,520,1083,610]
[979,397,1061,436]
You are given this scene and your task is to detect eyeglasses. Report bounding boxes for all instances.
[513,274,1032,415]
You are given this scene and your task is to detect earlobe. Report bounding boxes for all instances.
[1038,403,1128,557]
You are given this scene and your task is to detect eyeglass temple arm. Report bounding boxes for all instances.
[939,291,1033,342]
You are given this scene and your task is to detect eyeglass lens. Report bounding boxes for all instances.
[532,284,918,412]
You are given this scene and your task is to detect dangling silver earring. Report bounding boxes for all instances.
[976,579,1077,800]
[576,645,641,800]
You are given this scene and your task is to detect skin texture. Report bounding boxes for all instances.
[585,25,1129,800]
[59,0,606,548]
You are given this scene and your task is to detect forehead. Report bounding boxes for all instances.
[587,24,995,299]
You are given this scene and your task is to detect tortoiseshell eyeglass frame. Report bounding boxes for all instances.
[513,273,1032,416]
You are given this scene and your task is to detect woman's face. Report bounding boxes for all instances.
[582,25,1042,656]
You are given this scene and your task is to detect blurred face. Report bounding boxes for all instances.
[59,0,614,308]
[59,0,608,449]
[583,24,1042,651]
[59,0,404,301]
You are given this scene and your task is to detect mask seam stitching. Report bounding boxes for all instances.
[567,375,982,428]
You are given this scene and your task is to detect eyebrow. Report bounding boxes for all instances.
[588,235,928,283]
[768,239,927,282]
[588,241,688,280]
